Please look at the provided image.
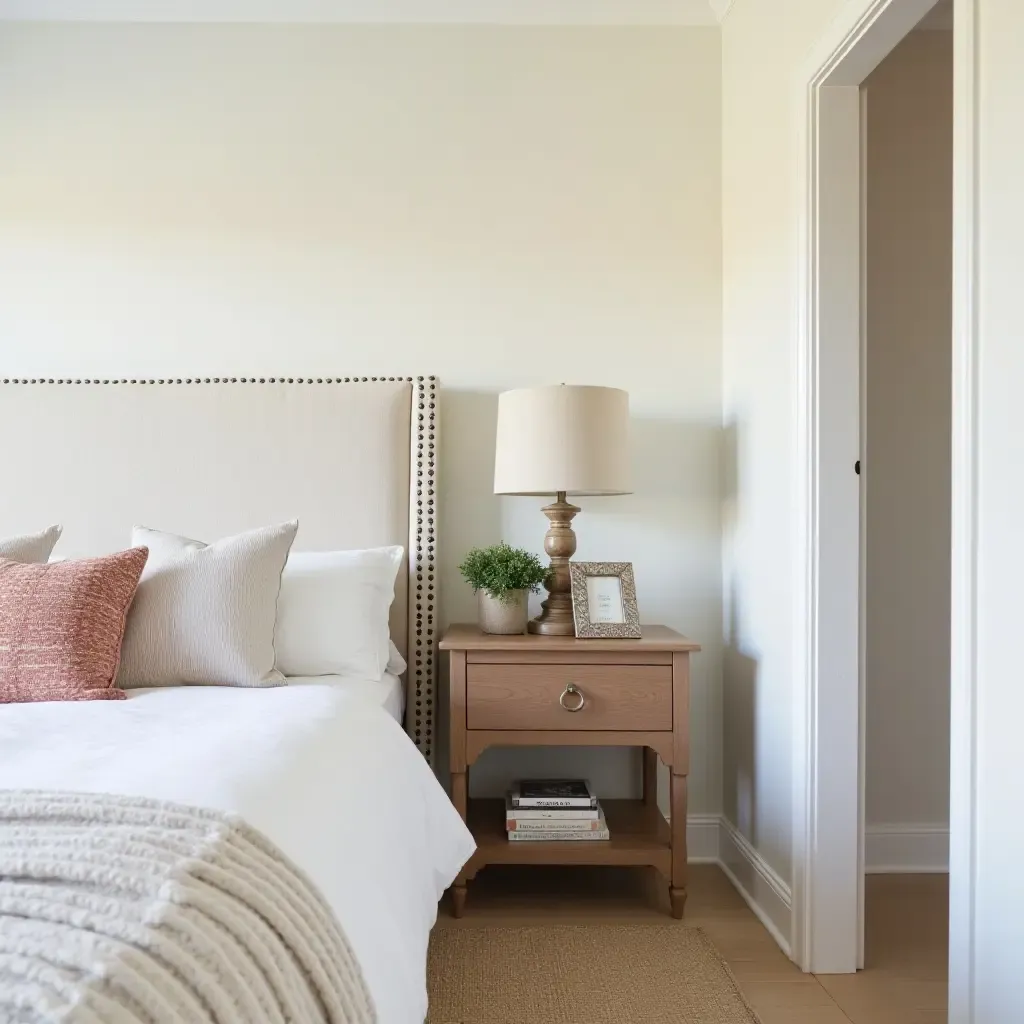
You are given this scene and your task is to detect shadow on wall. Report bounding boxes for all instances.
[722,585,759,839]
[720,418,761,840]
[438,388,502,629]
[434,388,502,788]
[439,400,724,632]
[624,416,726,813]
[438,405,725,810]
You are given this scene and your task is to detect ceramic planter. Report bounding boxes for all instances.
[478,589,529,635]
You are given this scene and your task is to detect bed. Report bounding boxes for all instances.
[0,377,474,1024]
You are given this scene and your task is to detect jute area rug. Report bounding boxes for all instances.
[426,924,761,1023]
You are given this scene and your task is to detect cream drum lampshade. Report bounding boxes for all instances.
[493,385,631,497]
[492,385,630,635]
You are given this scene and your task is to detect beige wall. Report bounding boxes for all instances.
[0,23,723,810]
[721,0,849,890]
[863,30,952,833]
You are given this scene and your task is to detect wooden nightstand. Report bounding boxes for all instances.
[439,623,700,919]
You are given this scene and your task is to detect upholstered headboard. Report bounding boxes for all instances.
[0,376,438,763]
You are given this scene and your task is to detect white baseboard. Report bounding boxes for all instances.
[678,816,947,965]
[865,823,949,873]
[677,813,793,957]
[685,813,722,863]
[717,817,792,956]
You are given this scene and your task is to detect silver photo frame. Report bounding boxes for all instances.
[569,561,642,639]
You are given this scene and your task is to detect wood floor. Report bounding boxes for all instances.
[436,865,948,1024]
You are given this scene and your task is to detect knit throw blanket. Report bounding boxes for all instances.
[0,791,376,1024]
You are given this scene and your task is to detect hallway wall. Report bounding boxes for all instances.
[863,28,953,867]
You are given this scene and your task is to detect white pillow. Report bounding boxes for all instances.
[118,521,298,689]
[275,546,403,680]
[387,640,407,677]
[0,525,62,563]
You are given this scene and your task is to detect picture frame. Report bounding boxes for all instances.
[568,562,642,639]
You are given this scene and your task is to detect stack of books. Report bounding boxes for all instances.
[506,779,610,842]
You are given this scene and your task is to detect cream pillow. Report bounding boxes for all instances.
[275,546,403,680]
[118,521,298,689]
[0,525,62,563]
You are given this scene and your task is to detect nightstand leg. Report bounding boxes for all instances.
[452,885,467,918]
[670,772,688,919]
[643,747,659,806]
[670,887,688,919]
[451,769,468,917]
[452,770,468,819]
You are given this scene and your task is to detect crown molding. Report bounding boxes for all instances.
[0,0,719,24]
[707,0,734,22]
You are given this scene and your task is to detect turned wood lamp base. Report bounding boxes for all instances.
[528,491,581,637]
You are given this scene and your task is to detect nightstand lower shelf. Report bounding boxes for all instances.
[465,798,671,875]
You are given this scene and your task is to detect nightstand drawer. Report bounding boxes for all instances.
[466,664,672,731]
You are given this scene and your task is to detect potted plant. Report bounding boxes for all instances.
[458,543,548,635]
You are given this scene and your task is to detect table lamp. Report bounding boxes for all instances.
[493,385,631,635]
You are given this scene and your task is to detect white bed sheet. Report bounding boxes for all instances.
[282,671,405,722]
[129,673,405,723]
[0,683,475,1024]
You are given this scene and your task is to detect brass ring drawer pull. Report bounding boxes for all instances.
[559,684,586,713]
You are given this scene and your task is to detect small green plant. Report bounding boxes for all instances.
[458,543,548,604]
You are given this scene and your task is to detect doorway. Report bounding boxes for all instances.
[791,1,978,1019]
[859,14,952,991]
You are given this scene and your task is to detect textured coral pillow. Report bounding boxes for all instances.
[0,547,148,703]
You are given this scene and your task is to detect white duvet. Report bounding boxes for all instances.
[0,683,475,1024]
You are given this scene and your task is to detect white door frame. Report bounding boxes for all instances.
[792,0,978,1015]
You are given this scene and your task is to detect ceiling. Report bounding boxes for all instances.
[0,0,734,24]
